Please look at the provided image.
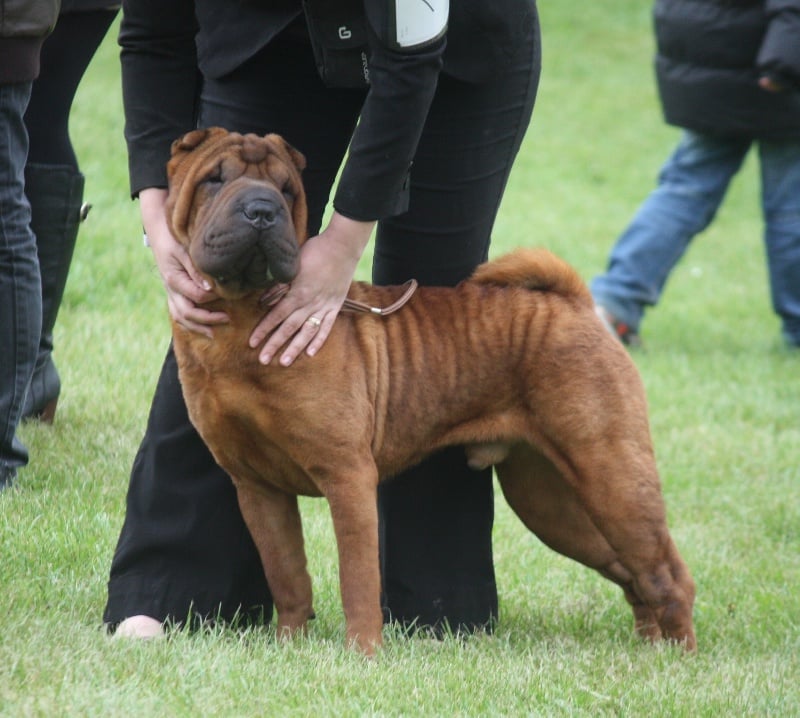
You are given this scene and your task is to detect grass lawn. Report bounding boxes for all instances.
[2,2,798,716]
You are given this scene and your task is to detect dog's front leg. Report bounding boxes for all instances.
[323,467,383,656]
[234,481,314,640]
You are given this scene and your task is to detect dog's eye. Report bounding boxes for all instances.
[202,167,224,186]
[282,184,295,201]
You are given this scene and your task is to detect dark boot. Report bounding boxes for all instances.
[22,163,90,423]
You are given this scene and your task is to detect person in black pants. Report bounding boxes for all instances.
[105,0,541,639]
[23,2,120,422]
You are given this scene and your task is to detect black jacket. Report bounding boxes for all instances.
[654,0,800,139]
[119,0,538,220]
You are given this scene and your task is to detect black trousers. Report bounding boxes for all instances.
[105,18,541,632]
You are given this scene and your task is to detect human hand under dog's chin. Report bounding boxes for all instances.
[139,188,229,338]
[249,212,375,366]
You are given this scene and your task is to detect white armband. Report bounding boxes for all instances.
[368,0,449,52]
[393,0,448,49]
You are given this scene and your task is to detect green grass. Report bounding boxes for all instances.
[2,2,799,715]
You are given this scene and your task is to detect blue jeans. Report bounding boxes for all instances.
[591,130,800,346]
[0,81,41,480]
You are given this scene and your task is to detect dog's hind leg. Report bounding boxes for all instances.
[234,481,314,640]
[564,443,695,650]
[496,444,695,649]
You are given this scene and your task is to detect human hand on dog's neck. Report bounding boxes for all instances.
[140,187,229,338]
[248,211,375,366]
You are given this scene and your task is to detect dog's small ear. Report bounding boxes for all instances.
[170,127,229,157]
[171,128,208,157]
[274,135,307,172]
[287,143,307,173]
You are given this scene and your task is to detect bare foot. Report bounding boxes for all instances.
[113,615,165,639]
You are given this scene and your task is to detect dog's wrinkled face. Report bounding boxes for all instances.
[166,127,308,298]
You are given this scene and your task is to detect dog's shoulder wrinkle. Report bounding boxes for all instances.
[470,248,592,305]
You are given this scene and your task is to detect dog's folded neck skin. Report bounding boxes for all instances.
[258,282,291,308]
[193,278,289,331]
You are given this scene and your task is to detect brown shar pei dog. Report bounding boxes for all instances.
[165,127,696,655]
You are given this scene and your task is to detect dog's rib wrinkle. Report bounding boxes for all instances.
[366,283,543,475]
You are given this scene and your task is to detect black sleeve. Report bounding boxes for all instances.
[758,0,800,89]
[332,21,445,221]
[119,0,200,196]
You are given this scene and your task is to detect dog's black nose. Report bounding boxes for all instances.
[242,198,279,229]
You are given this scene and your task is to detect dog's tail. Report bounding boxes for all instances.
[470,248,592,306]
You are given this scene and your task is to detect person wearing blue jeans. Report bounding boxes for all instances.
[591,0,800,349]
[0,83,41,489]
[0,0,60,490]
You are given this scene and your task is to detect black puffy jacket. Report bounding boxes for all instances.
[61,1,120,11]
[655,0,800,139]
[0,0,60,82]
